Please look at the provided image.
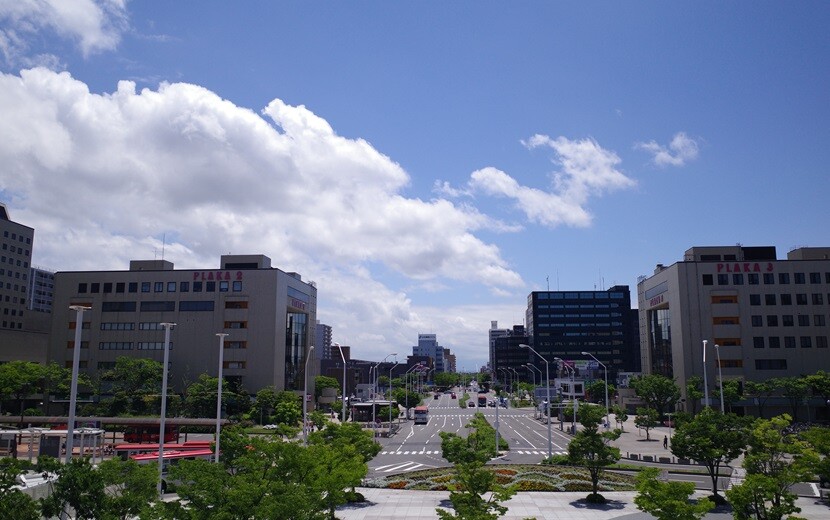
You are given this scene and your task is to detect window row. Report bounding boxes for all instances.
[95,300,248,313]
[0,244,29,255]
[78,280,243,294]
[96,342,175,350]
[703,272,830,286]
[2,231,31,244]
[748,293,826,306]
[750,314,827,327]
[0,256,28,268]
[1,321,22,329]
[751,336,828,349]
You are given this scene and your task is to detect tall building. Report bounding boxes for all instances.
[0,203,33,332]
[48,254,317,395]
[488,320,510,371]
[637,245,830,417]
[28,266,55,313]
[413,333,446,373]
[491,324,530,382]
[314,320,333,360]
[525,285,640,381]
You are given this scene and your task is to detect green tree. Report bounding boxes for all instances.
[686,376,704,415]
[774,376,809,422]
[611,405,628,432]
[182,373,221,418]
[714,379,742,413]
[631,374,680,419]
[634,407,660,441]
[102,357,164,415]
[315,375,340,398]
[567,405,621,502]
[726,414,817,520]
[669,407,749,504]
[806,370,830,422]
[634,467,714,520]
[584,380,615,406]
[253,387,279,424]
[744,380,779,419]
[437,413,515,520]
[0,361,45,424]
[0,459,40,520]
[273,400,301,427]
[433,371,458,389]
[393,388,422,418]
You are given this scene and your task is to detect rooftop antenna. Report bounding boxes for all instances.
[161,233,166,260]
[546,275,549,291]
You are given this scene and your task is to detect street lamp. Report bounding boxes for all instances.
[215,333,228,463]
[582,351,609,428]
[525,364,536,393]
[702,340,710,409]
[334,343,347,422]
[373,353,396,436]
[520,344,552,459]
[302,345,315,445]
[714,344,724,413]
[404,363,423,418]
[510,367,520,399]
[65,305,91,465]
[388,359,399,430]
[157,322,176,497]
[555,358,577,435]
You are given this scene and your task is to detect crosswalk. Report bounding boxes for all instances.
[373,461,434,473]
[379,449,567,456]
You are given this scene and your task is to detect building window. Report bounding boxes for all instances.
[116,282,125,293]
[714,338,741,346]
[225,301,248,309]
[225,341,247,349]
[139,322,164,330]
[800,336,812,348]
[68,321,91,329]
[781,294,792,305]
[782,315,794,327]
[765,294,776,305]
[702,274,713,286]
[796,294,808,305]
[755,359,787,370]
[812,293,824,305]
[717,274,729,285]
[810,272,821,284]
[768,337,781,348]
[798,315,810,326]
[751,315,762,327]
[193,281,203,292]
[795,273,806,284]
[733,274,744,285]
[141,282,151,293]
[719,359,743,368]
[167,282,176,292]
[66,361,88,369]
[180,281,190,292]
[233,281,242,292]
[179,301,215,311]
[223,361,246,369]
[750,294,761,306]
[224,321,247,329]
[103,282,113,293]
[99,342,133,350]
[713,317,739,325]
[128,282,138,293]
[65,341,89,349]
[766,315,778,327]
[753,337,765,348]
[78,283,88,293]
[817,336,828,349]
[219,281,229,292]
[748,273,759,285]
[100,322,135,330]
[779,273,790,284]
[137,342,172,350]
[815,315,826,326]
[784,336,796,348]
[154,282,163,292]
[713,295,738,304]
[101,301,137,312]
[206,281,216,292]
[98,361,116,370]
[140,301,175,312]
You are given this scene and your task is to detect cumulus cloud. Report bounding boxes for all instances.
[635,131,700,167]
[0,67,523,305]
[0,0,127,67]
[444,135,635,228]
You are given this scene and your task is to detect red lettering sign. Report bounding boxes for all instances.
[192,271,245,281]
[716,262,774,274]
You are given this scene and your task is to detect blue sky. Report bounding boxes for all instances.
[1,2,828,369]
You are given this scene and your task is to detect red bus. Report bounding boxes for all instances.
[115,441,212,460]
[414,406,429,425]
[123,424,178,443]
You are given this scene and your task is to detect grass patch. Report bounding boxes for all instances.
[364,464,637,492]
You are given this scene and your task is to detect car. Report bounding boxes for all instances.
[434,394,439,399]
[468,401,475,407]
[488,400,496,407]
[450,393,456,399]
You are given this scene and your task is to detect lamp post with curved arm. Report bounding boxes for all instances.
[334,343,347,422]
[215,333,228,463]
[372,353,396,436]
[555,358,577,435]
[302,345,315,445]
[520,344,551,459]
[388,359,398,429]
[582,351,609,428]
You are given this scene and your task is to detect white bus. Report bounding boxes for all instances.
[413,406,429,425]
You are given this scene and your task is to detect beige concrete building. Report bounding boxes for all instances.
[638,245,830,418]
[48,254,317,395]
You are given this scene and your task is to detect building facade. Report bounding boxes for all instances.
[413,333,446,373]
[28,266,55,313]
[48,254,317,395]
[526,285,641,382]
[0,203,33,332]
[488,320,511,371]
[637,246,830,416]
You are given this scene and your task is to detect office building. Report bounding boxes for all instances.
[488,321,511,371]
[637,245,830,416]
[314,320,333,360]
[28,266,55,313]
[413,333,446,373]
[525,285,640,381]
[48,254,317,395]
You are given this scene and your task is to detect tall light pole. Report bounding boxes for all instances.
[404,363,422,418]
[157,322,175,497]
[388,358,398,429]
[525,364,536,392]
[527,363,543,414]
[334,343,347,422]
[582,352,609,428]
[302,345,315,445]
[520,344,551,459]
[65,305,91,465]
[373,353,396,436]
[702,340,710,409]
[214,333,228,463]
[714,344,724,413]
[510,367,520,401]
[555,358,577,435]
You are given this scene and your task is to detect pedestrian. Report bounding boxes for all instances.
[663,435,668,449]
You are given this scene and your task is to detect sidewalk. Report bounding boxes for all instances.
[336,488,829,519]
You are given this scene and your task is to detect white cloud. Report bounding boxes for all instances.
[0,0,127,67]
[457,136,635,228]
[635,131,700,167]
[0,67,525,362]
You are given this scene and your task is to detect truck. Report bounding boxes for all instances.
[477,393,488,407]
